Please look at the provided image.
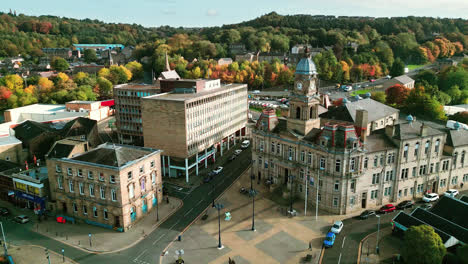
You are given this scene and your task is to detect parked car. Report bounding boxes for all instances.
[234,149,242,155]
[229,155,236,161]
[330,221,344,233]
[241,140,250,149]
[212,166,223,174]
[0,207,9,216]
[323,232,336,248]
[385,75,392,79]
[420,203,433,210]
[444,189,459,197]
[369,79,376,82]
[422,193,439,203]
[14,215,29,224]
[379,204,396,214]
[252,90,260,94]
[396,200,414,210]
[359,210,376,219]
[203,175,214,183]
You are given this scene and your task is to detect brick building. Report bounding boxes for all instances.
[114,84,160,146]
[251,54,468,215]
[47,143,163,231]
[141,81,248,182]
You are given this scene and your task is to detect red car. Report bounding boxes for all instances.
[369,79,376,82]
[379,204,396,214]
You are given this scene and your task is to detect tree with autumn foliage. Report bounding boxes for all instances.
[386,84,410,106]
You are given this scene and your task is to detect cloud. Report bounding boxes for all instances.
[206,9,218,17]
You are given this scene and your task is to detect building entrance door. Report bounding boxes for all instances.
[432,181,437,193]
[114,216,120,227]
[361,192,367,208]
[284,168,289,184]
[62,202,68,213]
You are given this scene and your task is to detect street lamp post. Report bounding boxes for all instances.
[61,248,64,262]
[250,173,257,231]
[156,198,159,222]
[88,233,92,247]
[0,222,8,257]
[289,175,295,213]
[376,215,381,254]
[214,203,224,249]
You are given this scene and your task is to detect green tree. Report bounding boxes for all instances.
[446,85,462,103]
[390,57,405,77]
[456,241,468,264]
[125,61,143,80]
[51,57,69,71]
[402,225,446,264]
[371,91,386,103]
[96,77,113,98]
[83,49,98,63]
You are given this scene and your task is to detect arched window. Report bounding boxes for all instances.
[424,140,430,155]
[434,139,440,154]
[461,151,465,166]
[403,144,409,159]
[414,143,419,157]
[296,107,301,119]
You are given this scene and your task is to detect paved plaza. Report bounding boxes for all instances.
[161,170,349,264]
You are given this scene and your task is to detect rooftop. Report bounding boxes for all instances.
[5,103,67,114]
[393,75,414,84]
[320,98,399,123]
[394,120,445,140]
[446,129,468,147]
[46,139,87,159]
[68,143,161,168]
[114,84,160,90]
[0,136,22,146]
[430,196,468,229]
[144,83,247,102]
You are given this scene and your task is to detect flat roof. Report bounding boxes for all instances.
[5,103,67,114]
[114,84,160,90]
[66,100,99,104]
[144,83,247,102]
[0,136,21,146]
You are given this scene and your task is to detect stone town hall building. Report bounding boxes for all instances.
[252,55,468,215]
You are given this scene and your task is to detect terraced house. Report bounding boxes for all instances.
[252,54,468,215]
[47,143,163,231]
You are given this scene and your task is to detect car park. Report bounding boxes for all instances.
[330,221,343,233]
[444,189,459,197]
[323,232,336,248]
[241,140,250,149]
[422,193,439,202]
[14,215,29,224]
[379,204,396,214]
[359,210,376,219]
[212,166,223,174]
[396,200,414,210]
[0,207,9,216]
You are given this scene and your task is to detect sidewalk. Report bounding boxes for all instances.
[359,227,401,264]
[7,244,77,264]
[161,169,338,264]
[0,197,182,253]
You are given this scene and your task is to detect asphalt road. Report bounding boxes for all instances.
[321,210,401,264]
[3,146,252,264]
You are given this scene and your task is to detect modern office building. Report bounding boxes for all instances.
[114,84,160,146]
[47,143,163,231]
[251,53,468,215]
[141,80,248,182]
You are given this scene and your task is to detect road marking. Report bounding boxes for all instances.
[134,249,147,261]
[338,253,342,264]
[342,236,346,248]
[170,219,181,230]
[152,234,166,245]
[196,199,204,206]
[184,208,194,217]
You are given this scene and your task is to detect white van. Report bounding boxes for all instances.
[241,140,250,149]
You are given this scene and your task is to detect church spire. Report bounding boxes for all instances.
[165,51,171,71]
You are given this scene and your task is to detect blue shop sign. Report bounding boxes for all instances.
[15,191,45,206]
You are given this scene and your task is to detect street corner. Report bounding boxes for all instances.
[7,244,77,264]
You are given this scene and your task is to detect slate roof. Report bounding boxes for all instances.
[461,196,468,203]
[430,196,468,229]
[319,98,398,123]
[13,120,57,143]
[0,160,20,173]
[393,212,451,243]
[393,121,444,140]
[365,131,397,152]
[47,139,86,159]
[446,129,468,147]
[160,70,180,80]
[411,208,468,243]
[394,75,414,85]
[70,143,160,168]
[60,117,96,137]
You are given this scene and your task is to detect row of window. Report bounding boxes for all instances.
[57,178,118,201]
[403,139,440,159]
[72,204,109,219]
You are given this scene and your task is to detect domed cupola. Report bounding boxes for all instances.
[296,57,318,75]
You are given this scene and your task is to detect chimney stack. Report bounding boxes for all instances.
[420,122,428,137]
[355,109,368,143]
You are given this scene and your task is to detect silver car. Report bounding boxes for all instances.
[14,215,30,224]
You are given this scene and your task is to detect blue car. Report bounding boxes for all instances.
[323,232,336,248]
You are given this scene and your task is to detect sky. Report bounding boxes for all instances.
[5,0,468,28]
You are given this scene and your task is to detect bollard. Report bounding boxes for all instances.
[78,240,80,245]
[56,232,58,237]
[66,235,68,240]
[178,235,181,241]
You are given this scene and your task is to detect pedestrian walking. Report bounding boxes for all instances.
[166,196,169,204]
[309,241,312,251]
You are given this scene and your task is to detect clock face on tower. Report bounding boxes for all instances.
[296,81,303,90]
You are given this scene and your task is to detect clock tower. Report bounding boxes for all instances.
[287,52,321,136]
